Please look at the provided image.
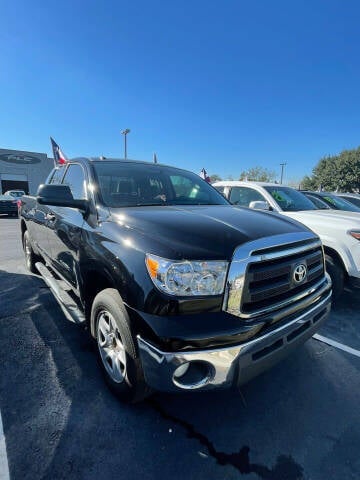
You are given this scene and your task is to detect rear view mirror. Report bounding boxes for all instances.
[37,184,88,212]
[249,200,270,210]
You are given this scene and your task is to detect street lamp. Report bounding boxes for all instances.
[280,162,287,184]
[121,128,131,159]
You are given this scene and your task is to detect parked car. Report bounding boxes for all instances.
[19,158,331,402]
[0,194,19,217]
[336,193,360,209]
[301,194,331,210]
[213,181,360,298]
[302,191,360,213]
[4,190,26,198]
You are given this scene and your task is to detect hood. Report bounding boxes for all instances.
[107,205,313,260]
[284,209,360,230]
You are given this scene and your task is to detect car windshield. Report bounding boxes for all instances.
[0,195,16,200]
[6,191,24,197]
[263,186,318,212]
[339,195,360,208]
[313,193,360,212]
[304,194,331,209]
[93,162,229,208]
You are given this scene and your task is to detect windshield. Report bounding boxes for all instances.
[263,186,318,211]
[6,191,24,197]
[305,194,331,209]
[93,162,229,208]
[339,195,360,208]
[312,193,360,212]
[0,195,16,200]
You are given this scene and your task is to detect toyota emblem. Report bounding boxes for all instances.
[293,264,307,283]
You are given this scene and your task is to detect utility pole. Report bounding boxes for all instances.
[121,129,131,159]
[280,162,287,184]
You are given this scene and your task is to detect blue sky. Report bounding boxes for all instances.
[1,0,360,182]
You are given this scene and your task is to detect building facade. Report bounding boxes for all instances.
[0,148,53,195]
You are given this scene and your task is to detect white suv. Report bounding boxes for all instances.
[213,181,360,298]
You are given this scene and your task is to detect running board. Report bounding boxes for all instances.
[35,262,86,324]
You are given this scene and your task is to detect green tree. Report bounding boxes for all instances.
[239,166,276,182]
[335,148,360,192]
[301,147,360,192]
[209,174,222,182]
[300,175,319,191]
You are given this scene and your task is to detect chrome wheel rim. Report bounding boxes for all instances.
[96,310,126,383]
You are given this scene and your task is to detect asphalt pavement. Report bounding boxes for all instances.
[0,217,360,480]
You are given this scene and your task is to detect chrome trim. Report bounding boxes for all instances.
[137,290,332,392]
[223,232,324,319]
[35,262,86,324]
[172,364,213,390]
[231,232,321,262]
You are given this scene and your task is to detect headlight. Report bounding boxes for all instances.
[145,254,228,296]
[349,230,360,240]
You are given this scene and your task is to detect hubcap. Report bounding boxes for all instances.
[96,310,126,383]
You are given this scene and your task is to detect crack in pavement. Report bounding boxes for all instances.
[148,398,304,480]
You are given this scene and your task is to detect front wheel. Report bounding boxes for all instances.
[325,254,345,300]
[91,288,150,403]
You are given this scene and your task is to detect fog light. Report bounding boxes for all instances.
[172,361,213,389]
[173,362,190,379]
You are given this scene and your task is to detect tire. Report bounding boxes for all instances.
[23,230,39,274]
[325,254,345,301]
[91,288,150,403]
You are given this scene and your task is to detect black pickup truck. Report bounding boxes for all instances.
[20,158,332,402]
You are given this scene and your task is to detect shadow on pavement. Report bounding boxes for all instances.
[0,269,360,480]
[318,287,360,349]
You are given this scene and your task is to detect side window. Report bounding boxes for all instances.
[229,187,265,206]
[61,164,86,200]
[49,167,66,185]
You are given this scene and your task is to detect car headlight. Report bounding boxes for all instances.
[349,230,360,240]
[145,254,228,296]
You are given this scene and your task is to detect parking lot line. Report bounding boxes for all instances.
[313,334,360,358]
[0,410,10,480]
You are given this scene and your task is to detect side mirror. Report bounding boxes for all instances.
[249,200,270,210]
[37,184,88,212]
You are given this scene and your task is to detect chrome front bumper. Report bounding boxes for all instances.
[137,290,331,392]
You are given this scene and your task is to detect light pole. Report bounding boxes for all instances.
[280,162,287,184]
[121,128,131,159]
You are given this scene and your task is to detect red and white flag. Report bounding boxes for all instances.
[50,137,68,166]
[199,168,211,183]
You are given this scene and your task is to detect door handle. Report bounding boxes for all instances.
[46,213,56,221]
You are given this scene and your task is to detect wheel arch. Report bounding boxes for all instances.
[82,266,156,342]
[323,245,347,277]
[81,267,116,336]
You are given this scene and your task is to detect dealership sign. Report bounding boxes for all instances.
[0,153,41,165]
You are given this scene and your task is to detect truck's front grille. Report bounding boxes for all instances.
[241,247,324,314]
[223,233,328,319]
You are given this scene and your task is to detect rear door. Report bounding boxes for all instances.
[46,163,87,288]
[28,167,66,260]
